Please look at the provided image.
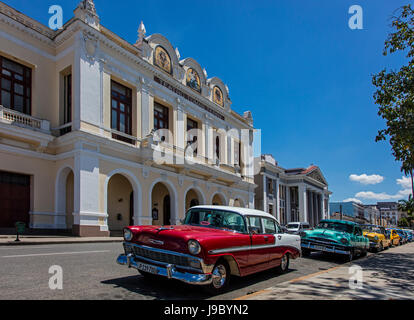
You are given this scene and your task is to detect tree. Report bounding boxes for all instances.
[398,195,414,227]
[372,5,414,197]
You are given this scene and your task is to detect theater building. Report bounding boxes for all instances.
[255,155,331,227]
[0,1,256,236]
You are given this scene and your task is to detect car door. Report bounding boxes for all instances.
[355,226,366,250]
[262,217,279,264]
[247,216,270,271]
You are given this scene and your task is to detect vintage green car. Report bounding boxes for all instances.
[301,219,369,261]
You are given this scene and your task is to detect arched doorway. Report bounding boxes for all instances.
[107,174,133,234]
[151,182,172,226]
[55,167,74,232]
[233,198,245,208]
[185,189,203,211]
[211,193,226,206]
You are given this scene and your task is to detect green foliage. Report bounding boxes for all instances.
[398,217,409,227]
[398,195,414,215]
[373,5,414,196]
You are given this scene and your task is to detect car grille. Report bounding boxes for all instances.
[308,237,338,244]
[125,243,190,267]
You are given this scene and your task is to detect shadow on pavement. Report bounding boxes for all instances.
[101,267,299,300]
[263,250,414,300]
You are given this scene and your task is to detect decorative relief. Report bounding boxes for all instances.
[213,86,224,107]
[83,31,99,61]
[154,46,172,74]
[142,168,149,179]
[178,176,184,187]
[186,68,201,93]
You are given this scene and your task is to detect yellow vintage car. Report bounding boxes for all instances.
[386,228,401,247]
[362,225,391,252]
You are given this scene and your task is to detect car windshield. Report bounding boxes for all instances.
[287,223,299,229]
[317,221,354,233]
[362,225,382,233]
[184,208,247,233]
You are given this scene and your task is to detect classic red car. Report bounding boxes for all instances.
[117,206,301,293]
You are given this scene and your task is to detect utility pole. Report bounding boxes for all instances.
[340,205,343,221]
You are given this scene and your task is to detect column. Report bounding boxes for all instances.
[140,82,152,138]
[286,186,291,223]
[321,192,326,220]
[73,150,107,237]
[276,178,281,222]
[298,184,307,223]
[263,174,267,213]
[175,106,185,150]
[205,121,214,162]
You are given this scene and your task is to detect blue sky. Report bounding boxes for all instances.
[5,0,413,204]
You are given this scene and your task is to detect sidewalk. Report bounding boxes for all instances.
[0,235,123,246]
[236,243,414,300]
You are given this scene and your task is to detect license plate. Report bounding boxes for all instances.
[137,262,158,275]
[312,245,325,251]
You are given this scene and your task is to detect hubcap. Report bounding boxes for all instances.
[281,255,288,270]
[212,264,227,289]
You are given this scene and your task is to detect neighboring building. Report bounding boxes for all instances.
[364,204,381,225]
[254,155,331,227]
[329,201,369,224]
[376,202,406,227]
[0,1,256,236]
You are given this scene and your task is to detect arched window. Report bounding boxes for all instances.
[215,135,220,161]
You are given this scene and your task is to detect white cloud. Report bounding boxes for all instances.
[355,191,401,201]
[353,176,412,202]
[397,176,412,190]
[343,198,363,204]
[350,174,384,185]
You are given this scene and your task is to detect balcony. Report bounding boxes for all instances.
[0,105,53,150]
[0,105,50,133]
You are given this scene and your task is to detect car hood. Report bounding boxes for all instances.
[128,225,244,255]
[303,228,349,242]
[363,232,381,240]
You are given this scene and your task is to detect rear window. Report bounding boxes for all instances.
[287,223,299,229]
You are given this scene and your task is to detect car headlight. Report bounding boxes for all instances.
[340,238,349,245]
[188,240,201,255]
[124,229,133,242]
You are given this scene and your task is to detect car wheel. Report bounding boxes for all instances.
[276,254,290,273]
[205,260,230,295]
[378,243,383,253]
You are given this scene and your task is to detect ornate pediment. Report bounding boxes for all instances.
[307,169,327,185]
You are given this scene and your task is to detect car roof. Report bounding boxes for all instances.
[320,219,358,226]
[190,206,277,220]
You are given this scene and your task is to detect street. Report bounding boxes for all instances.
[1,241,405,300]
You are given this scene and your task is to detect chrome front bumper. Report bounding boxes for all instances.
[301,242,350,255]
[117,254,212,285]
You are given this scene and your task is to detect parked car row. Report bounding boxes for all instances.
[116,206,413,294]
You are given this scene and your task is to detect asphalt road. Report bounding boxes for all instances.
[0,242,372,300]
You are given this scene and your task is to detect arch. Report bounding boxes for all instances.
[232,197,246,208]
[210,192,228,206]
[148,178,178,225]
[55,166,74,230]
[207,77,230,109]
[180,57,207,86]
[184,185,206,212]
[104,168,143,226]
[147,34,180,75]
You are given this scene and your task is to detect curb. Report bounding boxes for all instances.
[0,239,124,246]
